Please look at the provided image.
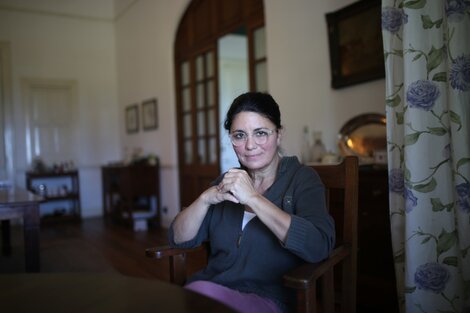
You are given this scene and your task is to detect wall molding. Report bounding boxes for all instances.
[0,4,113,23]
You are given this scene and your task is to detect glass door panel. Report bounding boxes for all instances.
[196,55,204,80]
[252,26,267,92]
[178,50,218,167]
[254,27,266,59]
[180,60,193,165]
[208,109,216,135]
[183,114,192,137]
[255,62,267,92]
[181,61,190,85]
[182,88,191,112]
[209,138,217,164]
[205,51,214,76]
[197,111,206,136]
[198,138,207,164]
[184,139,193,164]
[196,83,205,109]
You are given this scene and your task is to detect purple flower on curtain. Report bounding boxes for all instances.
[404,187,417,212]
[389,168,404,194]
[445,0,468,22]
[449,55,470,91]
[381,7,408,33]
[414,262,450,293]
[456,182,470,213]
[406,80,440,111]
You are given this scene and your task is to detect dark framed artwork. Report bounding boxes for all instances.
[126,104,139,134]
[142,98,158,131]
[326,0,385,89]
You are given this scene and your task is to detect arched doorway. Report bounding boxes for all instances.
[174,0,267,207]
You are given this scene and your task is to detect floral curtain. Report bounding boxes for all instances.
[381,0,470,312]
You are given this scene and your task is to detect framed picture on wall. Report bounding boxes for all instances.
[126,104,139,134]
[326,0,385,89]
[142,98,158,131]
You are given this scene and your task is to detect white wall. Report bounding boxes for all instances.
[0,2,120,217]
[265,0,386,157]
[115,0,189,227]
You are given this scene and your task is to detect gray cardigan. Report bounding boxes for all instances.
[168,156,335,312]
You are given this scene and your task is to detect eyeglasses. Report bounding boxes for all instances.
[229,128,277,147]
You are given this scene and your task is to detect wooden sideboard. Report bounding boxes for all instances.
[101,164,161,228]
[357,166,398,312]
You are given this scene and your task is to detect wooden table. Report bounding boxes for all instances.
[0,273,236,313]
[0,188,42,272]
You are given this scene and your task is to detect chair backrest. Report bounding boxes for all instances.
[310,156,358,249]
[310,155,358,313]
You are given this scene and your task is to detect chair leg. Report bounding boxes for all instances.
[297,285,317,313]
[321,269,335,313]
[169,254,187,286]
[1,220,12,256]
[341,259,356,313]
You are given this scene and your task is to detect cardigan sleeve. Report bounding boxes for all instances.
[284,166,335,263]
[167,174,225,248]
[168,206,213,248]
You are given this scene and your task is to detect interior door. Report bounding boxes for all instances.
[177,49,219,207]
[175,0,265,208]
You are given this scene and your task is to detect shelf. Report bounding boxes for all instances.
[41,194,79,201]
[26,171,79,178]
[26,171,81,222]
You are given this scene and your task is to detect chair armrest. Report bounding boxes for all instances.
[283,244,351,290]
[145,242,210,285]
[145,244,208,259]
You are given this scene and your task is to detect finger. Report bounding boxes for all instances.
[222,192,239,203]
[217,182,231,194]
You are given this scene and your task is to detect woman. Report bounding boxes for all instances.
[169,92,335,313]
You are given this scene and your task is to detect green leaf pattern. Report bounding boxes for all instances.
[382,0,470,312]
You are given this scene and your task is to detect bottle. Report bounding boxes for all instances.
[301,126,311,164]
[311,131,326,162]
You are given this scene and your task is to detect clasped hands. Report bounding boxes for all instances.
[204,168,257,205]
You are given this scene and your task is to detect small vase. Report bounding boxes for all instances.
[301,126,311,164]
[311,131,326,162]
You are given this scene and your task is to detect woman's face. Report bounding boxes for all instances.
[230,111,281,172]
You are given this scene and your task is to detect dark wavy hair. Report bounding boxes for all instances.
[223,92,282,132]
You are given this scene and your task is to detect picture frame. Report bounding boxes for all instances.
[326,0,385,89]
[142,98,158,131]
[126,104,139,134]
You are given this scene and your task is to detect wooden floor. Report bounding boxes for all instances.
[2,217,393,312]
[0,217,206,280]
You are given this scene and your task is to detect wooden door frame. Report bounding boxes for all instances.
[174,0,265,207]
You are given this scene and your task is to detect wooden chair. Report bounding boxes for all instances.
[146,156,359,313]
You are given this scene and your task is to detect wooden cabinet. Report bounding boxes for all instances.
[357,166,398,312]
[101,164,161,228]
[25,171,81,222]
